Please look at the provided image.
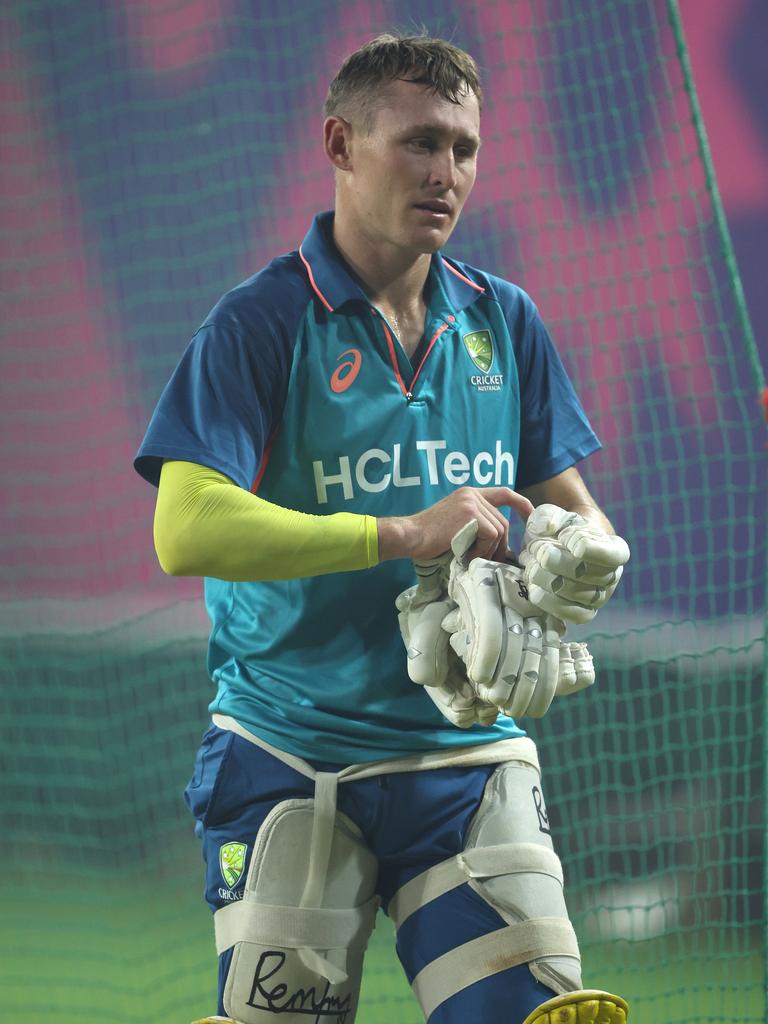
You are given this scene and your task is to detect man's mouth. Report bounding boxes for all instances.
[414,200,452,215]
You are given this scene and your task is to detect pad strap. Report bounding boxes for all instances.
[388,843,563,931]
[300,771,338,908]
[214,895,379,956]
[411,918,580,1021]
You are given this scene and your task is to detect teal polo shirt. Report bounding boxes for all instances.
[135,212,600,763]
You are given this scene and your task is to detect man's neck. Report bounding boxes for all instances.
[332,208,431,315]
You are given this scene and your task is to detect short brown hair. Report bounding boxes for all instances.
[325,33,482,130]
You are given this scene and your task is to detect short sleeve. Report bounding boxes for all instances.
[514,309,601,489]
[134,311,290,491]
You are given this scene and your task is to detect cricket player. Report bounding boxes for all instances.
[135,33,630,1024]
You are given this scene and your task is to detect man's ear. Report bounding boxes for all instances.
[324,116,354,171]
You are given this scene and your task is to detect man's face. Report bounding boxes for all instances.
[342,78,481,256]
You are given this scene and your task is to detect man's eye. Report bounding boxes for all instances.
[410,138,434,150]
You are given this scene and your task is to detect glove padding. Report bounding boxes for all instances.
[423,658,501,730]
[557,641,596,694]
[395,553,498,728]
[443,522,565,719]
[395,519,598,728]
[518,504,630,624]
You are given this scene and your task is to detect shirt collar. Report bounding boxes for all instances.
[299,211,485,315]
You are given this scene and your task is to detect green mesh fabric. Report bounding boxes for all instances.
[1,1,764,1022]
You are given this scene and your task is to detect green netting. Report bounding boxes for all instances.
[1,2,765,1022]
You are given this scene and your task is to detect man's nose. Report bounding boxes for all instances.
[428,150,457,190]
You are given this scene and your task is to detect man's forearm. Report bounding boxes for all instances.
[521,466,614,535]
[155,460,378,581]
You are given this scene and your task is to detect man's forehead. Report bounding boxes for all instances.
[374,79,481,135]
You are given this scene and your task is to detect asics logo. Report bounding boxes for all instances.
[330,348,362,393]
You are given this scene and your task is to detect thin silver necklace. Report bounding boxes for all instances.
[377,306,401,339]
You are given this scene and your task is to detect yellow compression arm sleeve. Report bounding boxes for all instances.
[154,460,379,581]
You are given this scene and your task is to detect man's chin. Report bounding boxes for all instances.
[408,225,454,254]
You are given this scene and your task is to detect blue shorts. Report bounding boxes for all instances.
[184,724,557,1023]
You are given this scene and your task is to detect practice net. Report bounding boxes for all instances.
[1,1,765,1022]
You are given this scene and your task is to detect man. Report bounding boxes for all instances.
[135,33,629,1024]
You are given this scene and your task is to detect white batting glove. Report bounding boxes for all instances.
[442,521,564,719]
[518,504,630,624]
[395,552,498,728]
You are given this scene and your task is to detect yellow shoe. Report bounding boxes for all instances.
[191,1017,238,1023]
[522,989,629,1024]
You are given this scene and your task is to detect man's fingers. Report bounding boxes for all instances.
[398,486,533,562]
[468,506,509,560]
[486,533,511,563]
[478,487,534,522]
[466,489,525,559]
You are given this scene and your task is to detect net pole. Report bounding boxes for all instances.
[666,0,766,398]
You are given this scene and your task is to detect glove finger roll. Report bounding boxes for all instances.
[497,616,542,716]
[525,562,608,610]
[558,524,630,566]
[522,540,623,587]
[571,642,595,690]
[490,600,527,703]
[555,641,596,696]
[525,624,560,717]
[424,658,498,729]
[556,643,577,694]
[526,581,597,624]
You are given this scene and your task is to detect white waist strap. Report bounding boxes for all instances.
[212,713,540,781]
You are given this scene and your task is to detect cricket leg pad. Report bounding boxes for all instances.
[462,759,583,996]
[214,794,379,1023]
[390,758,583,1020]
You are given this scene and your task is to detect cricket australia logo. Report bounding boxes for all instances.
[220,841,247,890]
[463,330,504,392]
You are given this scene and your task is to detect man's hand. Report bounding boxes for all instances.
[518,504,630,624]
[378,486,534,564]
